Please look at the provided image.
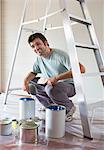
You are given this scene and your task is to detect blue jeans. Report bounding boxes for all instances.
[29,78,76,112]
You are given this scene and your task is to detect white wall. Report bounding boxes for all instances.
[87,0,104,52]
[103,0,104,58]
[1,0,104,103]
[0,0,1,91]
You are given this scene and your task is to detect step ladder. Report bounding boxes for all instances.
[59,0,104,139]
[3,0,104,139]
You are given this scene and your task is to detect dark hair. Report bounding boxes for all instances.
[28,32,48,45]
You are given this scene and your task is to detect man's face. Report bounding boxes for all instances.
[30,38,48,56]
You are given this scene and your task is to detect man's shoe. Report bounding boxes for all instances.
[65,105,76,122]
[38,106,46,111]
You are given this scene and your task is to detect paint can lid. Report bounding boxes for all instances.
[0,118,12,125]
[19,97,34,101]
[20,119,39,129]
[47,105,65,111]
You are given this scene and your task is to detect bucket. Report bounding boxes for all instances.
[0,118,12,136]
[19,97,35,120]
[45,105,66,138]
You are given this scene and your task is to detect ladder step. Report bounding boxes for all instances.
[69,14,91,25]
[76,0,84,2]
[82,72,104,77]
[75,42,98,50]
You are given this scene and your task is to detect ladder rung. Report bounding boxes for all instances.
[69,14,91,25]
[76,0,84,2]
[82,72,104,77]
[75,42,98,50]
[22,8,64,26]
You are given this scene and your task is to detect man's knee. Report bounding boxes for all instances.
[28,77,40,95]
[28,83,37,95]
[45,84,53,97]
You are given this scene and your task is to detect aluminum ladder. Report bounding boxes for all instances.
[60,0,104,139]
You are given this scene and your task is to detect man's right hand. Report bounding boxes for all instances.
[22,72,37,93]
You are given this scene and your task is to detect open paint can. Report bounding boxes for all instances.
[45,105,66,138]
[19,97,35,120]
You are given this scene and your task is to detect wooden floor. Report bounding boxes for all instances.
[0,92,104,150]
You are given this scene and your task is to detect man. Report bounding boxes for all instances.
[23,32,85,121]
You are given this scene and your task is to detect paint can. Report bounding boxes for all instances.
[19,97,35,120]
[19,119,39,144]
[45,105,66,138]
[0,118,12,136]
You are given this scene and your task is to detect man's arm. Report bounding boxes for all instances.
[22,72,37,92]
[47,63,85,85]
[79,63,85,73]
[56,63,85,80]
